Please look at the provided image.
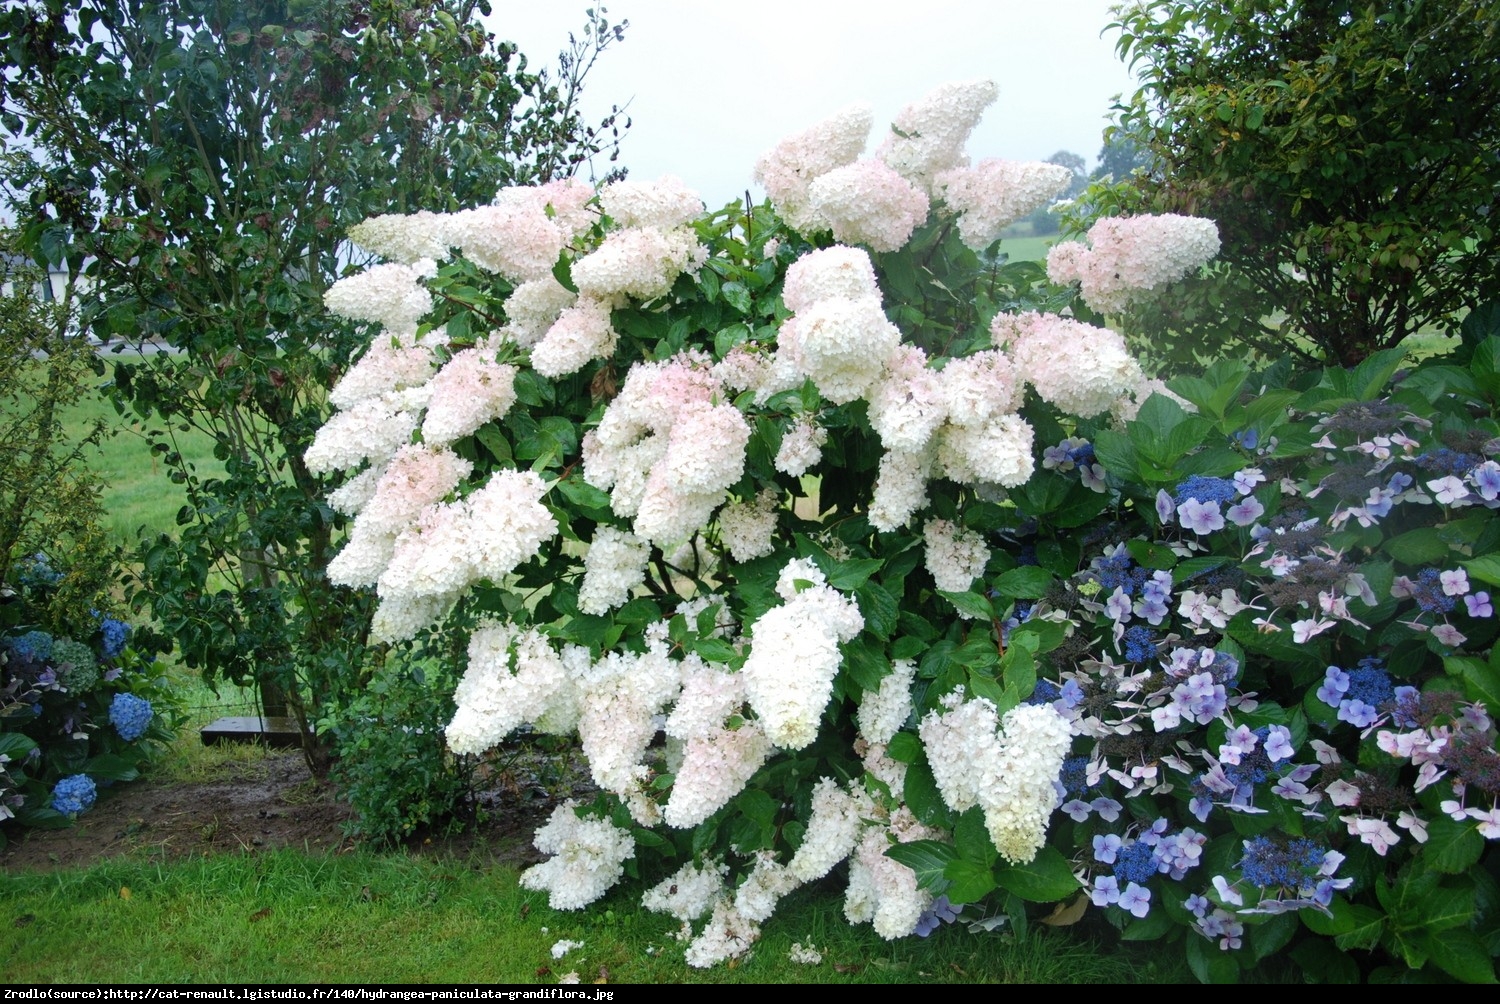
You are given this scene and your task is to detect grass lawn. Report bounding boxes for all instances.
[0,846,1182,983]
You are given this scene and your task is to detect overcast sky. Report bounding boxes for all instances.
[489,0,1141,208]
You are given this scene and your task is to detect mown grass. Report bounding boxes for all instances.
[0,850,1181,983]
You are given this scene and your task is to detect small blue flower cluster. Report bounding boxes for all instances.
[1414,447,1484,479]
[913,895,961,937]
[1238,836,1326,890]
[1113,841,1157,884]
[98,618,130,661]
[1173,475,1238,507]
[1409,568,1457,614]
[1059,756,1092,799]
[51,774,96,816]
[1095,549,1150,596]
[1123,625,1158,663]
[109,692,154,742]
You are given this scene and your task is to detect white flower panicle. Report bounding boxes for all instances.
[774,417,828,476]
[844,816,938,939]
[866,345,948,454]
[787,779,869,882]
[577,526,651,615]
[347,210,453,264]
[877,79,999,194]
[358,444,472,538]
[501,277,577,348]
[684,898,761,968]
[519,802,636,911]
[742,559,864,749]
[718,488,780,562]
[446,622,572,755]
[599,175,704,230]
[324,260,437,332]
[571,226,706,302]
[304,390,423,475]
[420,349,518,445]
[781,245,881,313]
[576,641,681,825]
[993,311,1142,420]
[919,692,1071,864]
[923,518,991,594]
[641,859,728,922]
[856,659,918,745]
[1046,213,1221,315]
[530,296,619,379]
[328,332,441,410]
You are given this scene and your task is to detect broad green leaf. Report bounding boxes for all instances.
[943,859,999,904]
[953,807,997,866]
[938,590,995,620]
[992,566,1052,599]
[885,839,957,894]
[1423,928,1498,983]
[903,757,955,829]
[991,847,1079,902]
[1420,814,1485,875]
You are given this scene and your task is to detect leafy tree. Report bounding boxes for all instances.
[1084,0,1500,367]
[1091,130,1144,182]
[0,0,628,768]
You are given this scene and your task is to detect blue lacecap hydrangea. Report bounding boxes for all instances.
[1095,549,1150,596]
[1059,756,1092,799]
[1410,568,1457,614]
[1414,447,1482,479]
[1238,836,1326,890]
[17,552,64,587]
[1113,841,1158,884]
[1173,475,1238,507]
[51,774,97,816]
[109,692,154,742]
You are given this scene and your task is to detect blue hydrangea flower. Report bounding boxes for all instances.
[98,618,130,661]
[17,552,63,587]
[913,894,962,936]
[109,693,154,742]
[9,630,53,662]
[51,774,97,816]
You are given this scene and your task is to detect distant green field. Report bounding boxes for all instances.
[62,365,220,546]
[998,234,1057,263]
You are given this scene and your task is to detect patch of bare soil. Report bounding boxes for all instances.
[0,749,583,873]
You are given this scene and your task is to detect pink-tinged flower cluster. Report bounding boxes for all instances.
[575,639,682,825]
[753,103,873,233]
[844,808,942,939]
[328,331,442,410]
[742,559,864,749]
[529,297,618,379]
[420,348,518,445]
[372,469,557,641]
[447,179,596,283]
[1046,214,1221,315]
[500,277,576,347]
[518,801,636,910]
[583,350,749,547]
[777,246,901,405]
[936,159,1073,251]
[347,210,452,264]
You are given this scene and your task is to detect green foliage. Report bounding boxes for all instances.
[0,0,628,820]
[1080,0,1500,368]
[0,232,113,637]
